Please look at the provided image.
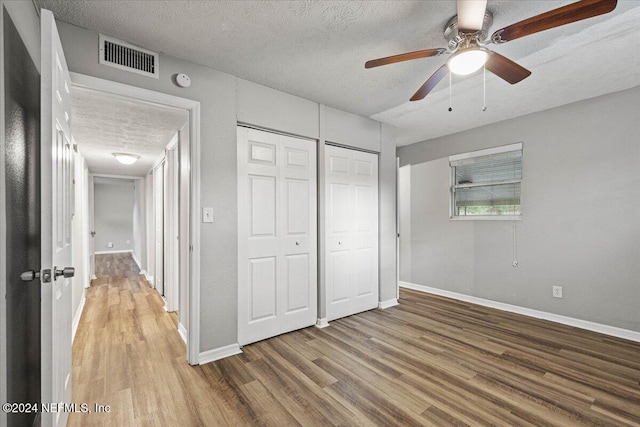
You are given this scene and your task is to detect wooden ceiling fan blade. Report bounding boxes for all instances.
[485,51,531,84]
[491,0,617,43]
[410,64,449,101]
[457,0,488,32]
[365,48,446,69]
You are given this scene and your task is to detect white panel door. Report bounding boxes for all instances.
[41,9,74,427]
[238,127,317,345]
[154,162,164,296]
[326,145,378,321]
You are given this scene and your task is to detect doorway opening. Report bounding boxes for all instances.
[70,74,201,364]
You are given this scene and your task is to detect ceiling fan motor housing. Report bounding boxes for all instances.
[444,11,494,51]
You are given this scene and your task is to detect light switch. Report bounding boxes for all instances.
[202,207,214,223]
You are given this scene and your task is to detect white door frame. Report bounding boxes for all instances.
[152,160,165,296]
[165,135,180,312]
[71,73,201,365]
[88,174,95,279]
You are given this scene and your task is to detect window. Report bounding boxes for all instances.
[449,143,522,219]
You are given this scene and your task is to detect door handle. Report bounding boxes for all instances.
[20,270,40,282]
[54,267,75,279]
[20,269,51,283]
[90,231,96,237]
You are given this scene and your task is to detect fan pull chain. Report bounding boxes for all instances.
[482,65,487,111]
[448,72,453,112]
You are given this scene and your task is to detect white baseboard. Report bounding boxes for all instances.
[178,323,187,345]
[72,293,86,343]
[199,343,242,365]
[378,298,399,310]
[94,249,133,255]
[400,281,640,343]
[315,318,329,329]
[141,271,153,286]
[91,274,97,281]
[131,252,141,269]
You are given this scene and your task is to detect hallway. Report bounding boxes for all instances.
[70,253,207,426]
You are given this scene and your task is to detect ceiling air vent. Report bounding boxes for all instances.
[99,34,159,78]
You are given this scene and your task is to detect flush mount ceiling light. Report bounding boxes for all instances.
[447,48,488,76]
[113,153,140,165]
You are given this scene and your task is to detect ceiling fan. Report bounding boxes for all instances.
[365,0,618,101]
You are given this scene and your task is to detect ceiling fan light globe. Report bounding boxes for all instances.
[447,49,488,75]
[113,153,140,165]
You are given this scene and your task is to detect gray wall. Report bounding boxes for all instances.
[398,87,640,332]
[57,21,397,352]
[93,179,134,253]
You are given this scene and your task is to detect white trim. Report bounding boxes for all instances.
[151,151,166,172]
[400,281,640,343]
[72,294,86,343]
[94,249,133,255]
[140,270,153,284]
[131,251,141,269]
[378,298,399,310]
[178,323,187,345]
[199,344,242,365]
[70,72,202,366]
[449,142,522,163]
[315,318,330,329]
[189,103,202,366]
[91,274,97,281]
[166,132,178,150]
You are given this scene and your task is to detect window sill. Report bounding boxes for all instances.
[450,215,522,221]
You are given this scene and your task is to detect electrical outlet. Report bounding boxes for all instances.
[108,242,114,248]
[552,286,563,299]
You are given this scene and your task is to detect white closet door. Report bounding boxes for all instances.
[238,127,317,345]
[326,145,379,321]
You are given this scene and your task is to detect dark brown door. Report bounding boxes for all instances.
[4,8,42,427]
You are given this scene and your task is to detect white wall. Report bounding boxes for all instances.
[397,87,640,332]
[93,179,135,253]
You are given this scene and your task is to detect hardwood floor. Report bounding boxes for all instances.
[71,254,640,426]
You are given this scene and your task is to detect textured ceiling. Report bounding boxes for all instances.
[72,87,188,175]
[40,0,640,146]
